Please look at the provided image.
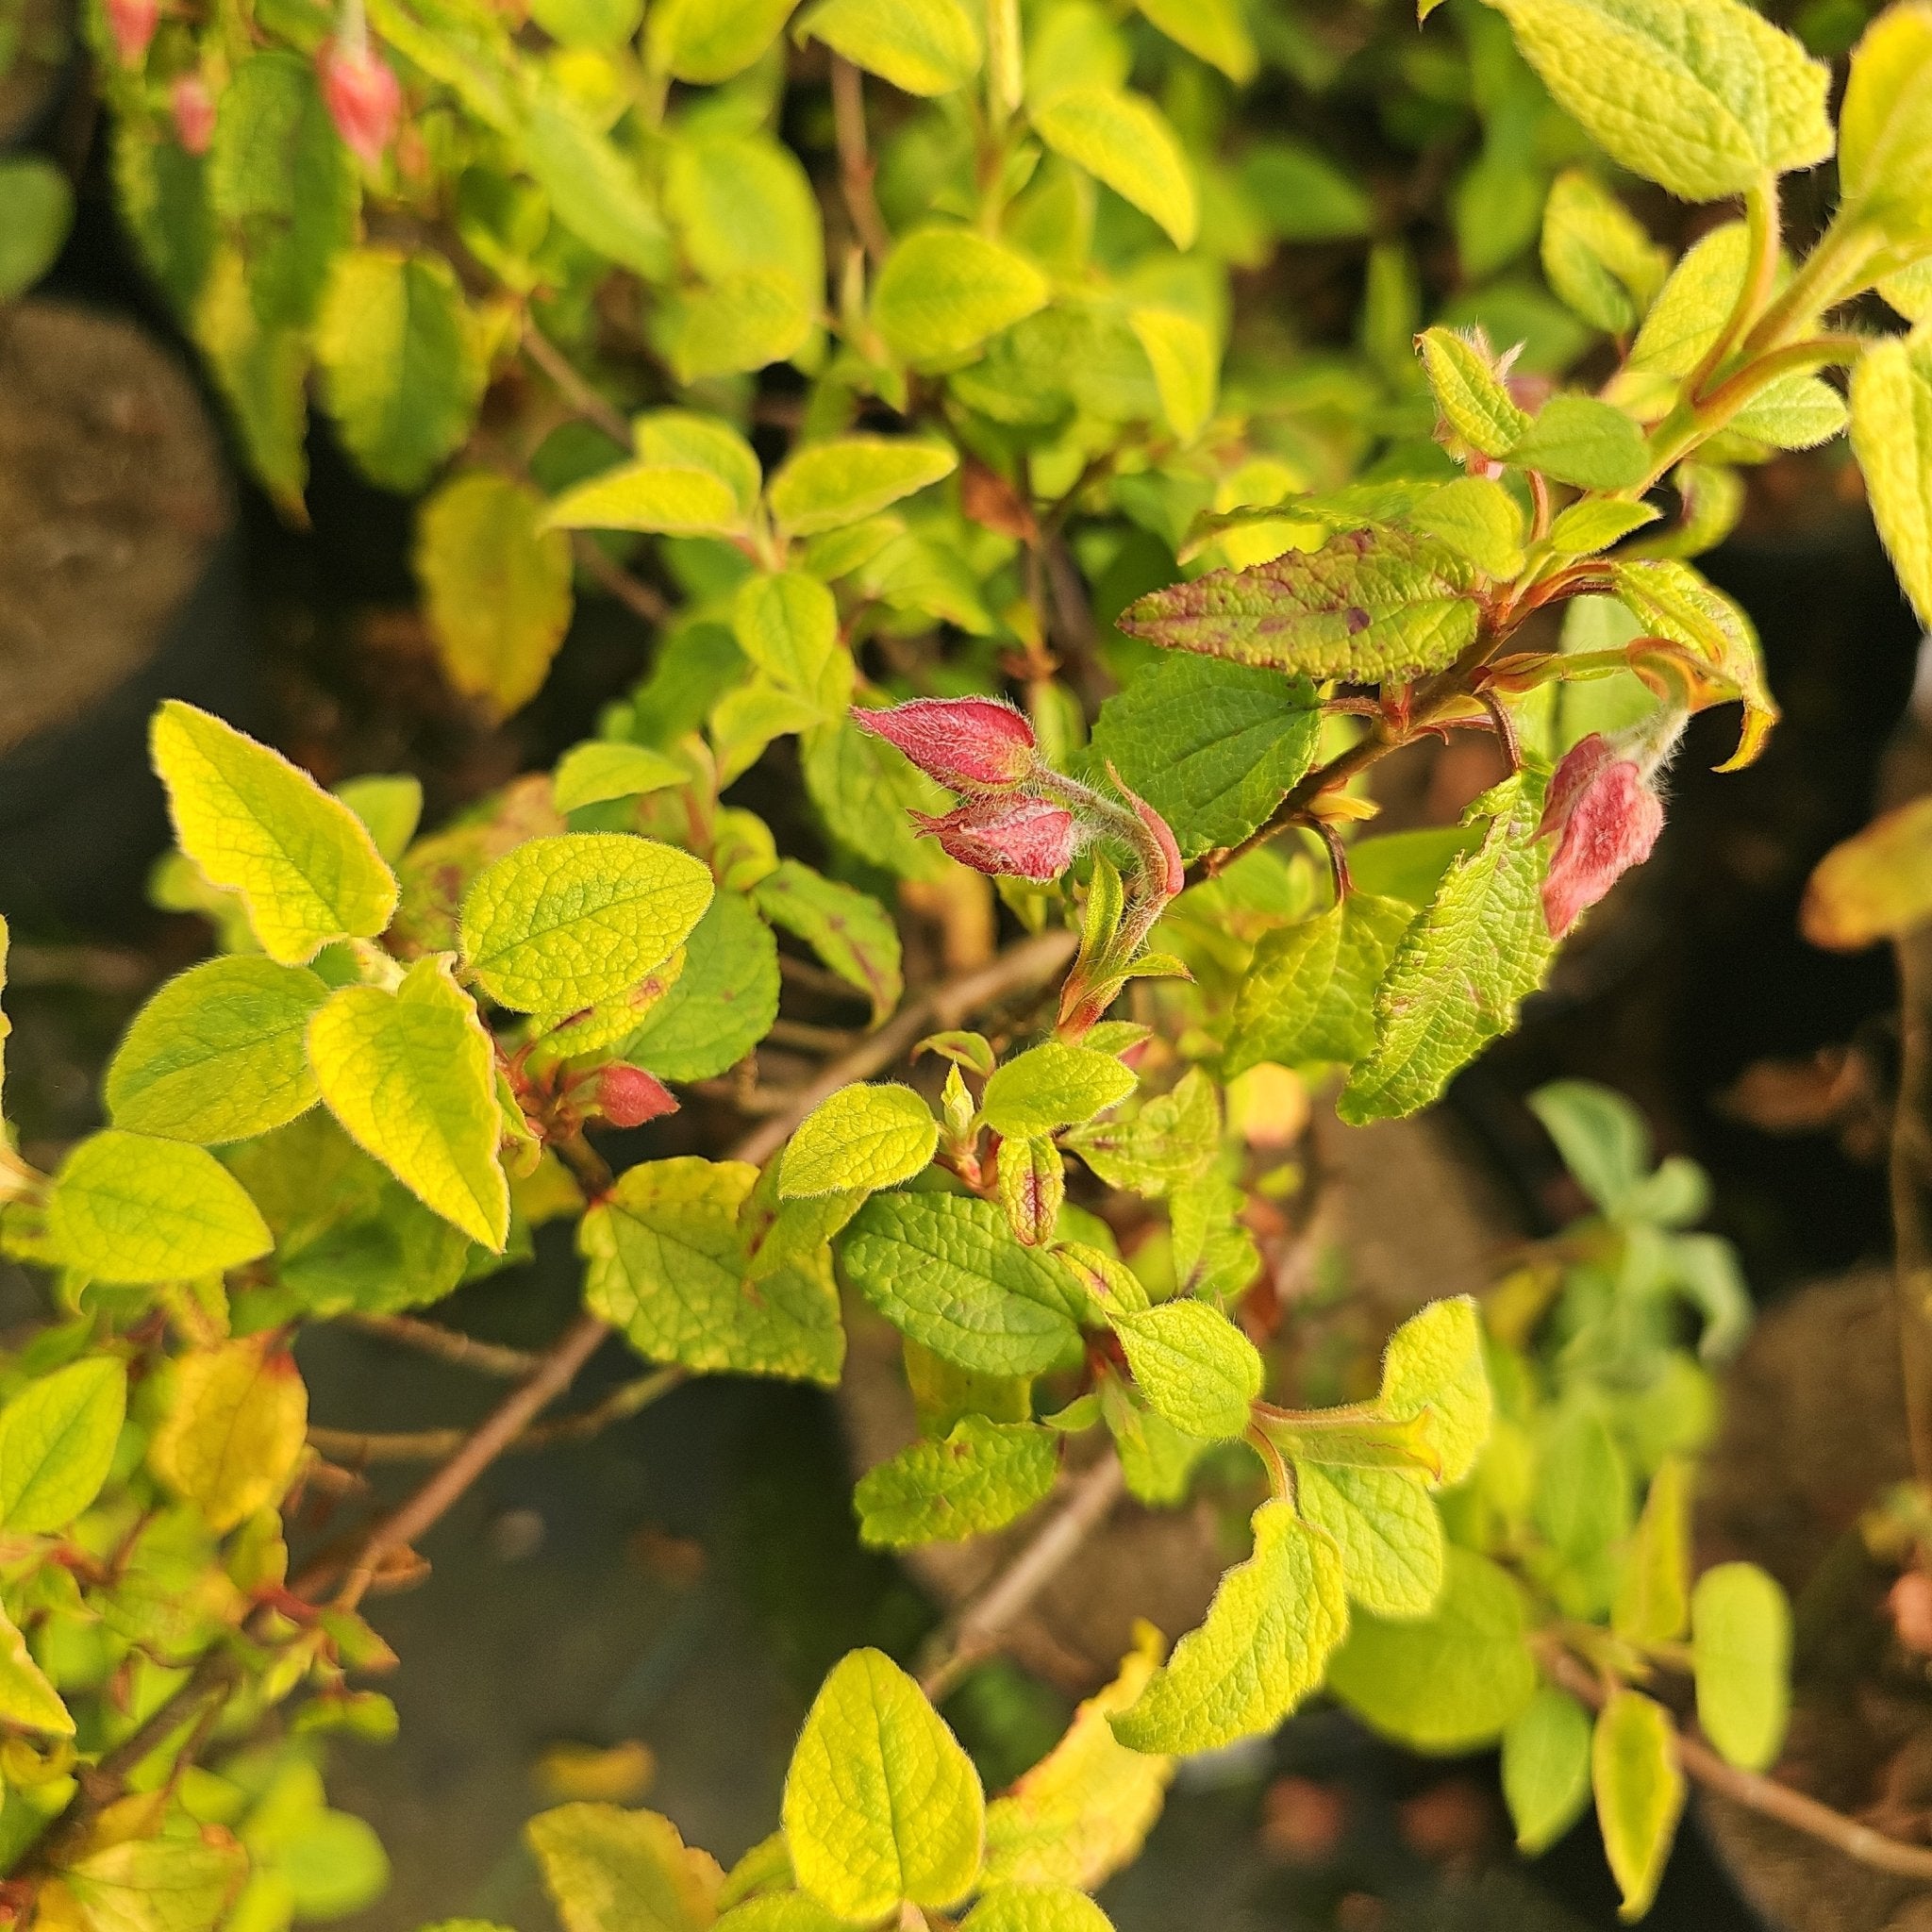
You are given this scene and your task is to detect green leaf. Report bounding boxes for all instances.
[1224,895,1413,1076]
[581,1158,843,1382]
[1591,1690,1684,1920]
[798,0,981,93]
[618,891,781,1080]
[193,248,308,513]
[962,1887,1113,1932]
[337,774,423,864]
[664,129,822,303]
[1031,87,1197,248]
[633,410,763,520]
[1409,477,1527,578]
[1120,528,1481,685]
[308,957,509,1250]
[1136,0,1253,80]
[1627,221,1749,377]
[1127,308,1218,441]
[47,1129,273,1283]
[545,462,746,537]
[1240,142,1373,243]
[767,438,958,537]
[1547,498,1661,556]
[1851,327,1932,628]
[782,1649,985,1920]
[151,701,398,966]
[647,0,798,81]
[1339,774,1553,1124]
[1295,1463,1444,1620]
[658,270,814,383]
[1063,1067,1220,1200]
[1416,327,1531,458]
[1527,1078,1650,1211]
[1089,657,1319,863]
[1836,2,1932,242]
[1502,1687,1593,1855]
[781,1085,938,1197]
[526,1803,723,1932]
[855,1415,1058,1546]
[841,1192,1084,1375]
[0,157,73,301]
[148,1337,307,1533]
[995,1135,1065,1247]
[0,1358,127,1534]
[1690,1561,1790,1773]
[61,1826,248,1932]
[803,720,950,879]
[554,742,690,814]
[1540,169,1670,335]
[314,249,484,494]
[874,228,1050,367]
[105,957,328,1145]
[1324,1546,1538,1751]
[1612,1454,1691,1645]
[1481,0,1834,203]
[521,86,671,278]
[1377,1295,1491,1486]
[0,1601,71,1734]
[460,832,713,1017]
[1510,394,1649,490]
[1727,371,1847,451]
[733,573,852,717]
[417,471,575,720]
[1108,1301,1261,1441]
[981,1043,1136,1139]
[753,861,903,1022]
[1110,1499,1348,1754]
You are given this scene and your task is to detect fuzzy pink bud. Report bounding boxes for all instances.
[851,698,1037,794]
[1114,772,1184,899]
[594,1064,679,1129]
[106,0,158,66]
[319,42,401,167]
[1539,733,1665,938]
[171,75,216,155]
[912,797,1078,881]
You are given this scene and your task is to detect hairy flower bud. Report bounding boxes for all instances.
[319,42,402,167]
[593,1063,679,1129]
[911,797,1078,881]
[851,698,1037,793]
[106,0,158,66]
[171,75,216,155]
[1539,733,1665,938]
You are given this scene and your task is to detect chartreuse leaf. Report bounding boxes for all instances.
[981,1044,1136,1139]
[526,1802,723,1932]
[337,775,423,864]
[658,272,813,385]
[308,957,509,1249]
[782,1649,985,1921]
[1108,1302,1261,1441]
[47,1130,273,1283]
[1691,1561,1790,1772]
[1626,222,1749,378]
[1541,169,1670,334]
[1089,657,1319,863]
[1137,0,1253,80]
[1527,1079,1649,1210]
[581,1158,842,1383]
[554,743,690,814]
[545,463,745,537]
[766,438,958,537]
[1802,793,1932,951]
[781,1085,938,1198]
[1547,498,1660,556]
[460,833,713,1017]
[152,701,398,966]
[1851,327,1932,628]
[984,1626,1174,1890]
[841,1193,1084,1375]
[1339,773,1553,1124]
[962,1887,1113,1932]
[1416,327,1530,458]
[106,958,329,1144]
[634,410,763,517]
[1031,88,1196,248]
[1482,0,1834,203]
[417,472,575,720]
[754,862,901,1021]
[1510,395,1649,490]
[194,247,308,514]
[1835,2,1932,242]
[0,157,71,303]
[616,891,780,1082]
[874,229,1048,368]
[733,573,851,717]
[1127,308,1218,441]
[1410,477,1527,578]
[1502,1686,1593,1855]
[148,1337,308,1533]
[1224,895,1413,1074]
[0,1602,70,1734]
[1111,1500,1348,1754]
[1295,1463,1444,1620]
[805,719,952,879]
[521,86,670,279]
[1377,1295,1491,1485]
[797,0,981,94]
[1592,1690,1684,1921]
[1612,1454,1690,1645]
[1324,1547,1538,1751]
[0,1357,127,1534]
[1063,1067,1220,1200]
[647,0,798,82]
[664,130,822,305]
[1729,372,1846,451]
[62,1824,247,1932]
[855,1415,1058,1547]
[1120,528,1481,685]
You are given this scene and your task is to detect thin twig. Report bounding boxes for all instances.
[341,1312,542,1379]
[779,954,873,1002]
[1892,925,1932,1492]
[572,534,672,626]
[829,57,892,264]
[522,320,633,448]
[766,1018,860,1053]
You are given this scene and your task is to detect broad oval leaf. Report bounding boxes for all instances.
[1592,1690,1684,1920]
[648,0,798,82]
[616,891,782,1082]
[1108,1301,1262,1441]
[1690,1560,1790,1772]
[961,1886,1113,1932]
[1377,1295,1491,1486]
[147,1336,308,1533]
[526,1801,724,1932]
[1802,793,1932,952]
[733,572,850,716]
[855,1415,1058,1547]
[1502,1686,1593,1855]
[0,1357,128,1535]
[544,462,745,537]
[874,228,1049,367]
[1510,394,1649,491]
[1295,1462,1445,1620]
[781,1084,939,1198]
[766,438,958,537]
[1031,87,1196,248]
[553,742,691,814]
[1838,3,1932,239]
[981,1043,1136,1139]
[797,0,981,94]
[1851,328,1932,630]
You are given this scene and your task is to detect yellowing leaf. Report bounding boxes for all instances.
[780,1084,937,1198]
[766,438,958,537]
[781,1648,984,1921]
[1108,1301,1262,1441]
[308,957,508,1250]
[0,1357,127,1534]
[417,472,575,720]
[1592,1690,1684,1920]
[526,1803,724,1932]
[1802,793,1932,951]
[47,1130,273,1284]
[1295,1462,1444,1620]
[732,573,852,717]
[1127,308,1217,441]
[148,1337,308,1532]
[151,701,398,966]
[1377,1295,1491,1485]
[1031,87,1197,248]
[658,271,814,384]
[554,742,691,814]
[1612,1454,1690,1645]
[1136,0,1254,81]
[961,1887,1112,1932]
[1839,3,1932,241]
[797,0,981,95]
[545,462,746,536]
[1691,1561,1790,1772]
[460,832,714,1017]
[60,1819,247,1932]
[854,1414,1058,1546]
[873,228,1049,367]
[1502,1686,1593,1855]
[1416,327,1530,458]
[633,409,764,518]
[0,1601,71,1734]
[1851,327,1932,629]
[106,957,329,1145]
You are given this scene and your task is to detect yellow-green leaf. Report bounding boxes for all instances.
[658,269,814,383]
[526,1803,723,1932]
[780,1084,937,1198]
[648,0,798,83]
[1135,0,1253,81]
[961,1887,1112,1932]
[1592,1690,1684,1921]
[1127,308,1217,441]
[766,438,958,537]
[1612,1454,1690,1645]
[797,0,981,95]
[855,1414,1058,1547]
[873,228,1049,367]
[1502,1686,1592,1855]
[1802,793,1932,950]
[151,701,398,966]
[633,409,764,519]
[1839,3,1932,242]
[1031,87,1196,248]
[1294,1462,1445,1620]
[732,573,852,717]
[148,1337,308,1533]
[61,1835,248,1932]
[545,462,746,537]
[981,1042,1136,1139]
[1416,326,1530,458]
[1851,326,1932,628]
[1691,1561,1790,1772]
[0,1357,127,1534]
[1108,1301,1262,1441]
[554,742,691,814]
[1377,1295,1491,1485]
[1540,168,1670,335]
[0,1601,71,1734]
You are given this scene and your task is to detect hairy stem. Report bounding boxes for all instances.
[1688,174,1780,402]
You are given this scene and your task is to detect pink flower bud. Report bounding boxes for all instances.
[1539,733,1665,938]
[1115,773,1184,899]
[171,75,216,155]
[106,0,158,66]
[912,797,1078,881]
[852,698,1037,793]
[319,41,401,168]
[594,1064,679,1129]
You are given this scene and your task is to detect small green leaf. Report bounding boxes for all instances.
[1416,327,1531,458]
[617,891,781,1082]
[658,270,814,384]
[308,957,509,1250]
[1502,1686,1593,1855]
[1540,169,1670,335]
[1727,371,1847,451]
[733,573,851,716]
[148,1337,308,1532]
[981,1043,1136,1140]
[665,128,822,308]
[797,0,981,93]
[781,1085,938,1198]
[545,462,746,537]
[1224,895,1413,1075]
[1063,1067,1220,1200]
[151,701,398,966]
[0,157,73,301]
[554,742,691,814]
[1135,0,1253,80]
[526,1802,722,1932]
[1127,308,1218,441]
[766,438,958,537]
[1240,142,1374,243]
[647,0,799,82]
[962,1886,1113,1932]
[782,1649,985,1921]
[753,861,903,1022]
[1510,395,1650,490]
[0,1601,71,1734]
[1613,1454,1691,1645]
[634,409,764,518]
[1527,1078,1651,1211]
[1410,477,1527,578]
[63,1837,249,1932]
[1825,0,1932,241]
[1108,1301,1262,1441]
[1031,87,1196,247]
[855,1415,1058,1547]
[1547,498,1662,556]
[47,1130,273,1283]
[521,85,671,278]
[1295,1463,1444,1620]
[874,227,1050,367]
[1627,221,1750,377]
[1592,1690,1684,1920]
[803,719,951,879]
[194,248,309,513]
[1851,327,1932,628]
[1110,1499,1348,1754]
[1690,1561,1790,1773]
[337,775,423,864]
[1377,1295,1491,1486]
[0,1358,127,1535]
